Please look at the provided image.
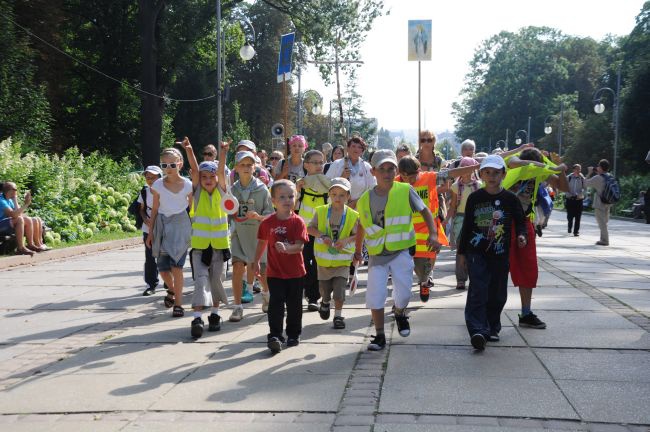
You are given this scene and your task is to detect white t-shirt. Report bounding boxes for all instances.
[151,177,193,217]
[136,185,154,234]
[325,157,375,200]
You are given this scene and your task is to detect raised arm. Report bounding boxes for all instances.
[180,137,200,189]
[217,141,230,192]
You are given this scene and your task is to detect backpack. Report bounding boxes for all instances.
[600,173,621,204]
[128,186,148,229]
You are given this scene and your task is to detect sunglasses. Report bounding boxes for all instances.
[203,152,215,156]
[420,138,434,143]
[160,162,179,169]
[269,157,280,161]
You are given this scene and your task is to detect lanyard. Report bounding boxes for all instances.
[326,205,347,241]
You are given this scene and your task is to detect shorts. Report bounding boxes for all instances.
[319,277,347,303]
[509,220,538,288]
[157,252,187,272]
[0,218,13,235]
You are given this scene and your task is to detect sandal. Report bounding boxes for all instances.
[163,290,175,308]
[15,248,34,256]
[172,305,185,317]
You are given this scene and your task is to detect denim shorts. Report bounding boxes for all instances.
[0,219,14,236]
[157,252,187,271]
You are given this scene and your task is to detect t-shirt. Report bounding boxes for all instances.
[136,186,154,234]
[325,158,376,200]
[457,188,526,257]
[151,177,193,217]
[368,185,426,266]
[274,158,305,184]
[258,212,309,279]
[308,206,358,280]
[0,194,16,222]
[451,179,483,214]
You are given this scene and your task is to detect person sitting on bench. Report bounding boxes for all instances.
[0,182,49,255]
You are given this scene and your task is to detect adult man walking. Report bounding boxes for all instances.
[565,164,586,236]
[585,159,613,246]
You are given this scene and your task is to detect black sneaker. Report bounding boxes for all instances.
[519,313,547,329]
[319,302,331,320]
[487,332,500,342]
[536,225,543,237]
[191,317,204,339]
[142,287,156,296]
[286,337,300,347]
[395,313,410,337]
[307,302,319,312]
[367,334,386,351]
[471,333,486,350]
[419,283,430,303]
[208,313,221,332]
[333,316,345,329]
[267,336,282,354]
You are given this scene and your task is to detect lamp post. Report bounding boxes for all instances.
[298,89,323,134]
[216,2,256,143]
[514,130,527,146]
[593,63,621,176]
[543,101,564,155]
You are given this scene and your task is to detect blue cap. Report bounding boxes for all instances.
[199,161,218,173]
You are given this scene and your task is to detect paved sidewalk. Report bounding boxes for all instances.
[0,213,648,431]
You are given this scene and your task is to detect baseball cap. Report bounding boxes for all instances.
[371,149,398,169]
[329,177,351,192]
[459,157,479,168]
[144,165,163,176]
[237,140,256,152]
[479,154,506,170]
[199,161,218,173]
[235,151,256,164]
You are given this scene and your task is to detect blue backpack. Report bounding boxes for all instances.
[600,173,621,204]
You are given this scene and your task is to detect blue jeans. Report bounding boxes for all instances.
[464,253,509,337]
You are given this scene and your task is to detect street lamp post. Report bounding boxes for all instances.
[514,130,527,146]
[593,63,621,176]
[543,101,564,155]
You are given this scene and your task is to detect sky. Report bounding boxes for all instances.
[298,0,645,134]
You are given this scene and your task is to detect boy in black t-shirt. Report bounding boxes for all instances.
[457,155,528,351]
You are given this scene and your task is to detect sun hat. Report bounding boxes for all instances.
[198,161,218,173]
[370,149,398,169]
[237,140,256,152]
[329,177,351,192]
[144,165,163,176]
[479,154,506,170]
[235,151,256,164]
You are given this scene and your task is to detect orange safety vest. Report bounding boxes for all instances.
[397,171,449,258]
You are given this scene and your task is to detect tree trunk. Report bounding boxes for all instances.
[139,0,165,168]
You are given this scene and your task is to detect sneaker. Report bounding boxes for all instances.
[286,337,300,347]
[395,313,410,337]
[487,332,500,342]
[367,334,386,351]
[241,285,254,304]
[596,240,609,246]
[229,306,244,322]
[142,287,156,296]
[307,302,319,312]
[427,277,434,288]
[267,336,282,354]
[456,284,466,290]
[519,313,546,329]
[319,302,331,320]
[419,283,430,303]
[574,233,579,237]
[471,333,486,350]
[535,225,543,237]
[262,294,270,313]
[333,316,346,329]
[252,280,262,293]
[191,317,204,339]
[208,313,221,332]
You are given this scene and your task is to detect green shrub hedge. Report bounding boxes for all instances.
[0,138,142,245]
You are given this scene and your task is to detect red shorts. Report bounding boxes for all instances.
[509,219,538,288]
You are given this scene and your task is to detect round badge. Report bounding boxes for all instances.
[495,200,501,206]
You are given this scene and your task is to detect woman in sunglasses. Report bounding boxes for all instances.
[146,147,193,318]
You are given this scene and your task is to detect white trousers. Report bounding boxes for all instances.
[365,249,414,310]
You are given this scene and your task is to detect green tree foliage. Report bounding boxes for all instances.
[0,2,52,152]
[376,128,393,150]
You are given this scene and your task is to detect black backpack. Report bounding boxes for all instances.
[600,173,621,204]
[127,186,148,229]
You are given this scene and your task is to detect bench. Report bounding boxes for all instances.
[0,233,16,255]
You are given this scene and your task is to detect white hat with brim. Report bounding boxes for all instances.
[235,151,256,164]
[479,154,506,170]
[329,177,351,192]
[144,165,163,176]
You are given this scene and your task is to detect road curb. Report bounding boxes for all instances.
[0,236,141,271]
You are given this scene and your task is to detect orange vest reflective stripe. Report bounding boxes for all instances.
[398,171,449,258]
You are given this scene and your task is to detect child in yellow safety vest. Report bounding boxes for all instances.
[296,149,331,311]
[181,138,231,340]
[307,177,359,329]
[396,155,482,303]
[355,150,441,352]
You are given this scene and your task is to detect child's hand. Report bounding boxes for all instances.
[457,254,466,268]
[353,251,363,267]
[145,235,153,248]
[333,239,346,250]
[426,236,442,253]
[275,241,288,253]
[246,210,260,221]
[252,261,261,278]
[220,139,231,152]
[517,234,527,248]
[549,152,563,165]
[321,236,333,247]
[24,191,32,206]
[296,178,304,192]
[179,136,191,150]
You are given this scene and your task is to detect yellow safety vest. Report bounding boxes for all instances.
[298,187,329,224]
[357,182,415,256]
[313,204,359,267]
[190,188,230,249]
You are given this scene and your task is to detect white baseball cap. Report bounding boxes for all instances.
[479,154,506,170]
[371,149,398,169]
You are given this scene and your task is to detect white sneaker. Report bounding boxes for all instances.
[229,306,244,322]
[262,294,270,313]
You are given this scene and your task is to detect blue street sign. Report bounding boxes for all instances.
[277,32,295,83]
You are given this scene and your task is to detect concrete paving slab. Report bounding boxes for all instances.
[388,324,526,347]
[505,310,639,329]
[379,375,578,419]
[600,289,650,313]
[375,425,549,432]
[557,380,650,424]
[536,349,650,382]
[504,296,609,311]
[121,422,332,432]
[514,327,650,349]
[0,344,39,362]
[6,421,126,432]
[387,345,549,379]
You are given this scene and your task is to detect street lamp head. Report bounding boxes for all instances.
[544,125,552,135]
[515,138,522,145]
[312,104,322,115]
[594,103,605,114]
[339,126,347,136]
[239,43,255,61]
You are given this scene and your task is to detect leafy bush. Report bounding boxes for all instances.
[611,174,650,216]
[0,138,142,245]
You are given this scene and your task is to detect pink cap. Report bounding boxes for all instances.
[288,135,308,149]
[459,157,478,167]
